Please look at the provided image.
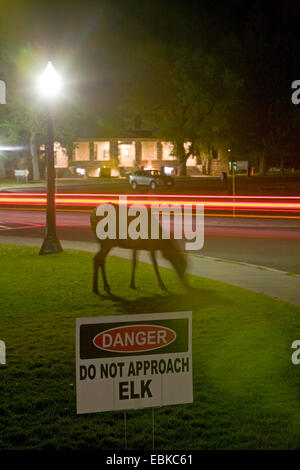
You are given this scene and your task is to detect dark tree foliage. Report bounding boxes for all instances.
[0,0,299,175]
[228,2,300,173]
[116,41,242,175]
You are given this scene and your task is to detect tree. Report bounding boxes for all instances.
[233,3,300,174]
[120,41,242,175]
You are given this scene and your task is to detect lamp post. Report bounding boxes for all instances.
[38,62,63,255]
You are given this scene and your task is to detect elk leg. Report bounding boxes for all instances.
[93,252,101,294]
[100,247,112,293]
[150,251,167,291]
[93,246,111,294]
[130,249,138,289]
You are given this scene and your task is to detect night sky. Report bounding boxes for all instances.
[0,0,299,124]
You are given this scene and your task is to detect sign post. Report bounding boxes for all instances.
[232,161,236,217]
[76,311,193,446]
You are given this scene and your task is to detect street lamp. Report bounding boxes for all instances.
[38,62,63,255]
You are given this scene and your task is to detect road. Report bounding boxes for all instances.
[1,209,300,274]
[2,174,300,195]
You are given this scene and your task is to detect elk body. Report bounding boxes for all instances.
[90,206,187,294]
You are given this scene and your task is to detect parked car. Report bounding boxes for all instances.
[129,170,174,190]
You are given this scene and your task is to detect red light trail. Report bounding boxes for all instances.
[0,193,300,218]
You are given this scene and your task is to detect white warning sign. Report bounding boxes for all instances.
[76,311,193,414]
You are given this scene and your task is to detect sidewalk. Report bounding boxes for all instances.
[204,216,300,229]
[0,178,127,192]
[1,235,300,307]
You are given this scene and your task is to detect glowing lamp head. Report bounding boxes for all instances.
[38,62,62,98]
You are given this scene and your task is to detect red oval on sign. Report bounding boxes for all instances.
[93,324,176,353]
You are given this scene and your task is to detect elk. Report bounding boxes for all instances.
[90,205,187,295]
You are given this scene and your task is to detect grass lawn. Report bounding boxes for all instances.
[0,244,299,450]
[0,179,45,188]
[56,178,127,185]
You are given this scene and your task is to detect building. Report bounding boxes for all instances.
[59,137,230,177]
[0,131,232,180]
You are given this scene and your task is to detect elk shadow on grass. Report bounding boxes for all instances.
[98,285,231,316]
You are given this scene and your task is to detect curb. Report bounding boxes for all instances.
[186,252,300,277]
